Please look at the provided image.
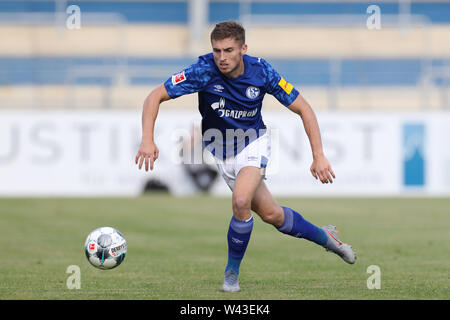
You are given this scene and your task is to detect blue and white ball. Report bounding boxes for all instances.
[84,227,127,270]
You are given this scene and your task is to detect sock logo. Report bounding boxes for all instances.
[231,237,244,245]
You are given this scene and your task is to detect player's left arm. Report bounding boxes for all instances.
[287,94,335,184]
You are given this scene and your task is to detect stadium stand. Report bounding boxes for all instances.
[0,0,449,111]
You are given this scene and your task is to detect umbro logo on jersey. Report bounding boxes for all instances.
[171,71,186,85]
[213,84,224,93]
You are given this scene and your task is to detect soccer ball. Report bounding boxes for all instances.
[84,227,127,270]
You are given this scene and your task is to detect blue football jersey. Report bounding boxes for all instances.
[164,53,299,159]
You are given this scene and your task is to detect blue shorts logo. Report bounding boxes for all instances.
[403,123,425,186]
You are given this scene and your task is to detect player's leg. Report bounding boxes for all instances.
[228,166,263,263]
[251,181,328,246]
[232,166,264,221]
[222,166,263,293]
[251,182,356,264]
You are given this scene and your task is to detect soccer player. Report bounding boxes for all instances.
[135,21,356,292]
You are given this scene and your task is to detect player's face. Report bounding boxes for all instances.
[212,37,247,78]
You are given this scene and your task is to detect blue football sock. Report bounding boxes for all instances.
[225,215,253,275]
[277,206,328,246]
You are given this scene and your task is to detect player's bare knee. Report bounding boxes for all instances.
[260,207,284,227]
[232,195,251,218]
[260,211,278,225]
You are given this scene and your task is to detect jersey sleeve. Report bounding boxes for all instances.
[164,57,214,99]
[260,58,299,107]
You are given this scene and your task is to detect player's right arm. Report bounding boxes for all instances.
[135,84,171,171]
[135,55,213,171]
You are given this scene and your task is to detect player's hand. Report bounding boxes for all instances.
[310,154,335,184]
[135,141,159,171]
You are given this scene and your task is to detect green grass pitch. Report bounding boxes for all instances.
[0,196,448,300]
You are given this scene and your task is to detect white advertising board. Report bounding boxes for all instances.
[0,110,449,197]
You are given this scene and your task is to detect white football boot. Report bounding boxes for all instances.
[322,225,356,264]
[222,269,240,292]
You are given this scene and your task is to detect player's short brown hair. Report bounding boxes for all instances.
[210,20,245,45]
